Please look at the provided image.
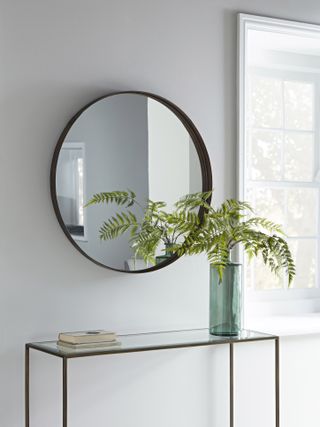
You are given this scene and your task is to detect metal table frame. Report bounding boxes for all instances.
[25,329,279,427]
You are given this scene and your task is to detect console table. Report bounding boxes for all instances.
[25,329,279,427]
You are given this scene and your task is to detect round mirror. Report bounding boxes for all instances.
[51,92,212,272]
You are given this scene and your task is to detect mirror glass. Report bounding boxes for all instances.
[53,93,210,272]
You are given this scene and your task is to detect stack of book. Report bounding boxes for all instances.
[57,330,120,351]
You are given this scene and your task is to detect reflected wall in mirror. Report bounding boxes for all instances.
[51,92,212,272]
[239,14,320,291]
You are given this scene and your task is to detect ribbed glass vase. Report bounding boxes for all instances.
[209,262,243,336]
[155,244,174,265]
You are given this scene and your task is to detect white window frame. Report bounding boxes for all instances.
[238,14,320,308]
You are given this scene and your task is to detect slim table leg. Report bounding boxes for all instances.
[230,342,234,427]
[275,338,280,427]
[25,345,30,427]
[63,357,68,427]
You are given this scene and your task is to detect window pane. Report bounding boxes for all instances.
[249,187,286,227]
[250,130,282,181]
[284,81,313,130]
[252,254,283,290]
[250,77,283,128]
[244,253,254,290]
[287,188,317,236]
[288,239,316,289]
[246,71,317,293]
[284,132,314,182]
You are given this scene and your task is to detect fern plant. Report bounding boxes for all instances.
[85,190,208,265]
[85,190,295,284]
[170,194,295,284]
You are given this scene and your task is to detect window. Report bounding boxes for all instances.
[56,142,86,241]
[238,14,320,301]
[246,73,316,291]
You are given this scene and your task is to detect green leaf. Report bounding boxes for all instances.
[84,190,136,208]
[99,210,138,241]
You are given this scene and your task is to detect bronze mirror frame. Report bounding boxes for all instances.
[50,91,212,273]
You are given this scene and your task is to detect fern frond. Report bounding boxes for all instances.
[175,191,212,211]
[244,217,284,234]
[217,199,252,216]
[99,211,138,240]
[85,190,136,208]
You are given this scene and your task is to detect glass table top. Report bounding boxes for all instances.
[27,329,277,358]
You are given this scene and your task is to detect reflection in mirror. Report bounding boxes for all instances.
[54,93,210,272]
[239,15,320,290]
[56,143,86,240]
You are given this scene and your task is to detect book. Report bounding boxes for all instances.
[57,340,121,350]
[58,330,117,344]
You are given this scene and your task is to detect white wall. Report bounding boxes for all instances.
[2,0,320,426]
[148,98,191,208]
[280,334,320,427]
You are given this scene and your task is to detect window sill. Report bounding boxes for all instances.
[246,313,320,337]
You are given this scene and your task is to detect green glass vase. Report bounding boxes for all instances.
[209,263,243,336]
[155,244,174,265]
